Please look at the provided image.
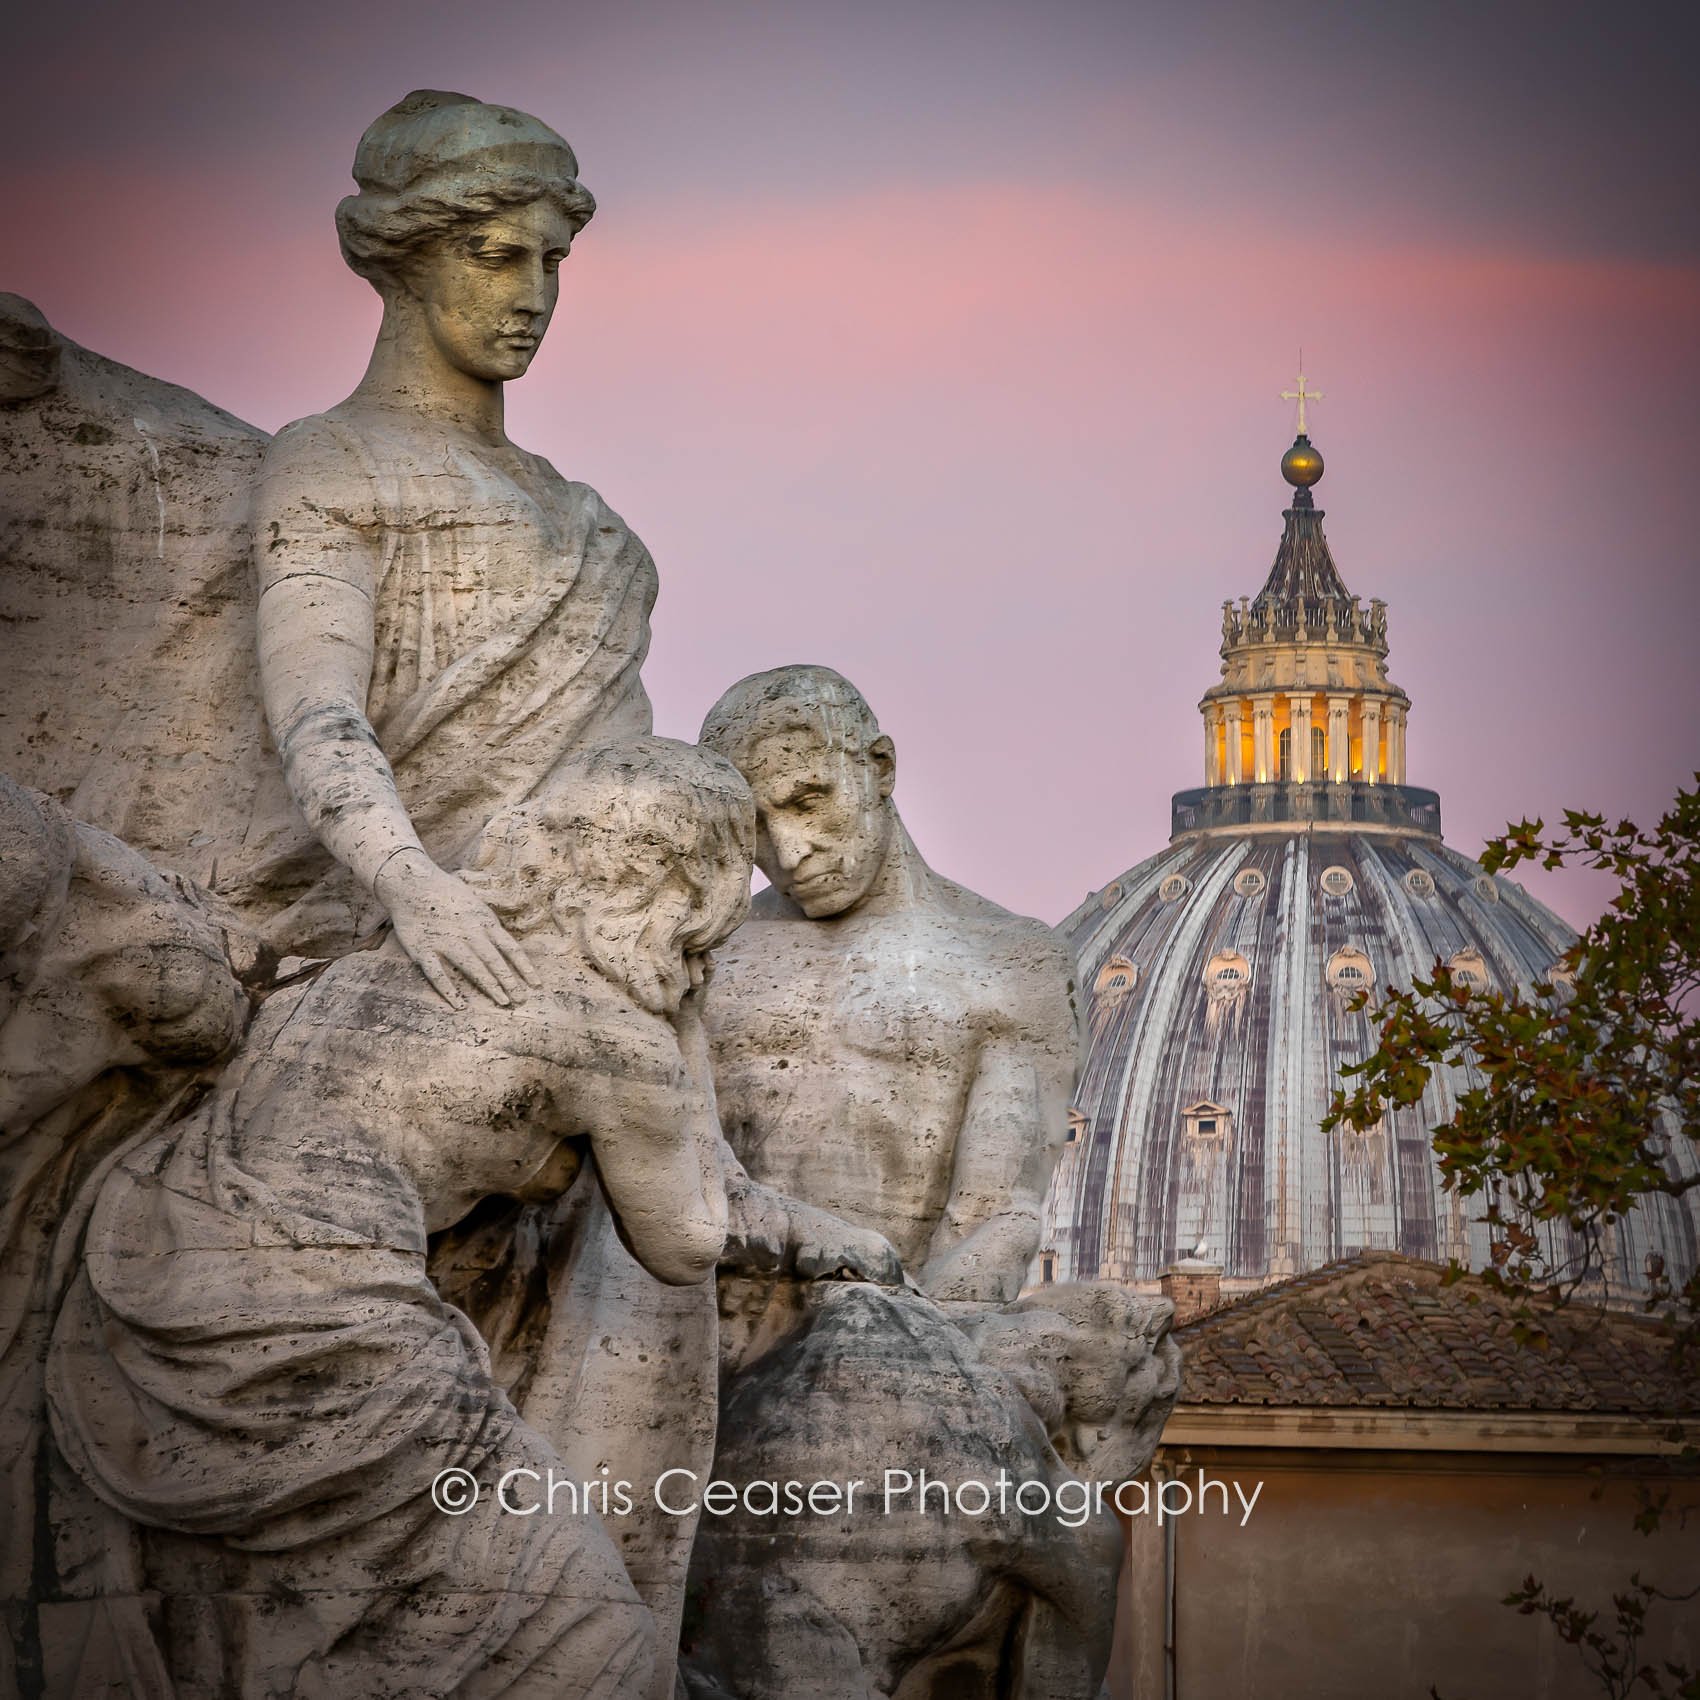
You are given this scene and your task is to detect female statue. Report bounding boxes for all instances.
[47,739,754,1700]
[240,89,656,999]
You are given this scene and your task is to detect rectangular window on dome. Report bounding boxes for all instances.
[1183,1102,1233,1143]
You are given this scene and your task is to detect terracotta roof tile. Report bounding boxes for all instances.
[1176,1252,1697,1414]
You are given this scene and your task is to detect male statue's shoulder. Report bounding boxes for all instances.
[930,873,1063,948]
[927,874,1076,1021]
[929,874,1016,922]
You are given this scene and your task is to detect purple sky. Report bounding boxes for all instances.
[7,0,1698,928]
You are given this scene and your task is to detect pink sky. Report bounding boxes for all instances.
[6,0,1698,928]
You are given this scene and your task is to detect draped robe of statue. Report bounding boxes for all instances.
[227,409,658,957]
[0,779,249,1698]
[45,940,673,1700]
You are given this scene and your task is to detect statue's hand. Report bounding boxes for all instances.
[375,850,539,1009]
[791,1212,907,1287]
[721,1179,907,1286]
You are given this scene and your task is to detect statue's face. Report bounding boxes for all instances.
[582,846,752,1017]
[741,728,895,918]
[407,199,575,382]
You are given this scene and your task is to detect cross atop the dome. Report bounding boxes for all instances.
[1281,360,1325,436]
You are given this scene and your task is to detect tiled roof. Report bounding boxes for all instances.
[1177,1253,1698,1415]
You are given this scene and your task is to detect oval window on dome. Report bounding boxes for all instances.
[1326,945,1374,992]
[1319,865,1355,897]
[1233,867,1267,899]
[1447,947,1491,990]
[1205,953,1248,985]
[1472,875,1500,904]
[1160,874,1191,903]
[1099,882,1123,910]
[1203,950,1252,1033]
[1405,868,1436,898]
[1090,954,1139,1035]
[1543,961,1577,998]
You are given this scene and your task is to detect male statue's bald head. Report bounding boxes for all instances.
[699,666,897,919]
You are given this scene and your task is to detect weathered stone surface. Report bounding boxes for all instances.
[2,90,1181,1700]
[1,775,247,1696]
[243,90,651,985]
[0,295,60,404]
[0,297,269,883]
[681,1282,1176,1700]
[4,86,709,1700]
[956,1283,1181,1490]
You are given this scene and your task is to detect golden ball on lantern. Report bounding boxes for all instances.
[1281,436,1324,488]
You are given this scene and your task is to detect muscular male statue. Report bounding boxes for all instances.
[699,665,1079,1304]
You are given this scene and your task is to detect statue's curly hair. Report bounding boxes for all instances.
[459,738,754,940]
[698,664,886,778]
[335,89,596,290]
[336,174,596,290]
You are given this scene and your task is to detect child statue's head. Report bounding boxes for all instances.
[462,737,755,1016]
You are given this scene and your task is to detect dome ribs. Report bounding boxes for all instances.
[1046,742,1687,1302]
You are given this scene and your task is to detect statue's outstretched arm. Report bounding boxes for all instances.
[919,1040,1049,1303]
[575,1066,728,1288]
[921,939,1080,1303]
[253,426,535,1008]
[922,962,1079,1304]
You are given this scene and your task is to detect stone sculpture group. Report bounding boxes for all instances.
[0,90,1177,1700]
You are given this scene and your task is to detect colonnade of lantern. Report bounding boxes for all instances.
[1201,692,1407,788]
